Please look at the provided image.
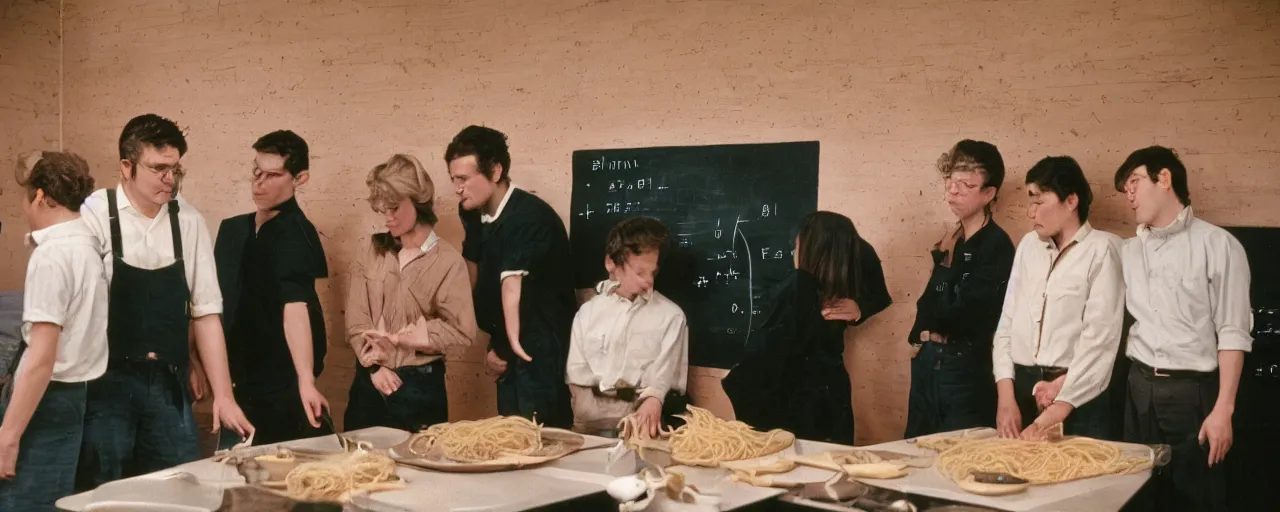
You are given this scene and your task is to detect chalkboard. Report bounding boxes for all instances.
[569,141,820,369]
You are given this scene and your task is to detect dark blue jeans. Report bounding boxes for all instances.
[76,362,200,491]
[904,342,996,439]
[345,361,449,432]
[1014,364,1111,439]
[0,381,87,511]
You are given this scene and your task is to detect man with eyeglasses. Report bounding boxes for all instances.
[1113,146,1251,511]
[75,114,253,490]
[213,130,332,446]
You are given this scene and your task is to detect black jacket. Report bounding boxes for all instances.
[909,219,1014,348]
[722,237,891,444]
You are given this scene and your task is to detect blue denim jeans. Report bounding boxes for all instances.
[76,362,200,491]
[904,342,997,439]
[0,381,88,511]
[345,361,450,432]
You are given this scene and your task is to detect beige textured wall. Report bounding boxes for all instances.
[1,0,61,289]
[5,0,1276,445]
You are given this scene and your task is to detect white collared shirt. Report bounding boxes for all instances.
[1122,207,1253,371]
[993,223,1126,407]
[21,218,110,382]
[566,280,689,402]
[80,184,224,317]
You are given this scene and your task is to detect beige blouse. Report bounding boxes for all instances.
[346,232,477,369]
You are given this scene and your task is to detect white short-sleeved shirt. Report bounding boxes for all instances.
[21,218,110,382]
[79,185,224,317]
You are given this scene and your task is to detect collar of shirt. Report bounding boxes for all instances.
[26,217,94,248]
[270,196,303,214]
[420,230,440,253]
[596,279,654,305]
[480,185,517,224]
[1138,206,1194,240]
[1040,221,1094,252]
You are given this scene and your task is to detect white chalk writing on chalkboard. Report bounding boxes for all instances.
[568,141,820,369]
[608,178,652,192]
[592,157,640,171]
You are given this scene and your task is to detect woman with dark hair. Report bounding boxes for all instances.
[721,211,891,444]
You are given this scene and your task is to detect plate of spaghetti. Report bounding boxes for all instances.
[618,405,796,468]
[230,449,406,503]
[390,415,586,472]
[912,428,1153,495]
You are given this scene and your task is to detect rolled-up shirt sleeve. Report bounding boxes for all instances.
[639,313,690,402]
[22,256,71,328]
[189,213,224,317]
[1056,244,1126,408]
[1212,234,1253,353]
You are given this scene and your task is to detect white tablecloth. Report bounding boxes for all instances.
[57,427,1150,511]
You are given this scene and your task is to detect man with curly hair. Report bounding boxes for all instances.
[0,151,108,511]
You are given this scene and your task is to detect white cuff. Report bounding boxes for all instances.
[501,270,529,281]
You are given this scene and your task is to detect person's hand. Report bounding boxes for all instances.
[996,396,1022,439]
[188,359,210,403]
[1033,374,1066,410]
[392,317,434,352]
[484,350,508,380]
[510,338,533,362]
[633,397,663,439]
[360,331,392,367]
[297,381,329,428]
[210,396,255,437]
[821,298,862,323]
[1199,408,1234,467]
[0,429,19,479]
[370,367,403,396]
[912,331,930,359]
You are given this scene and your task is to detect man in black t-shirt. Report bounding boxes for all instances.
[447,126,575,428]
[213,130,331,445]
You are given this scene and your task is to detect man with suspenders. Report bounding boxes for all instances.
[75,114,253,489]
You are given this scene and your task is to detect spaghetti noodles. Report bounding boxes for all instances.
[918,435,1151,486]
[283,451,402,502]
[408,416,543,462]
[663,405,794,467]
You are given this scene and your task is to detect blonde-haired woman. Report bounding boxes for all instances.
[345,154,476,431]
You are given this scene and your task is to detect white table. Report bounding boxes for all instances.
[57,427,1151,512]
[771,433,1152,512]
[56,428,609,512]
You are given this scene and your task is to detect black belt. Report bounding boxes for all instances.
[593,387,637,401]
[1016,363,1069,382]
[1132,359,1217,380]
